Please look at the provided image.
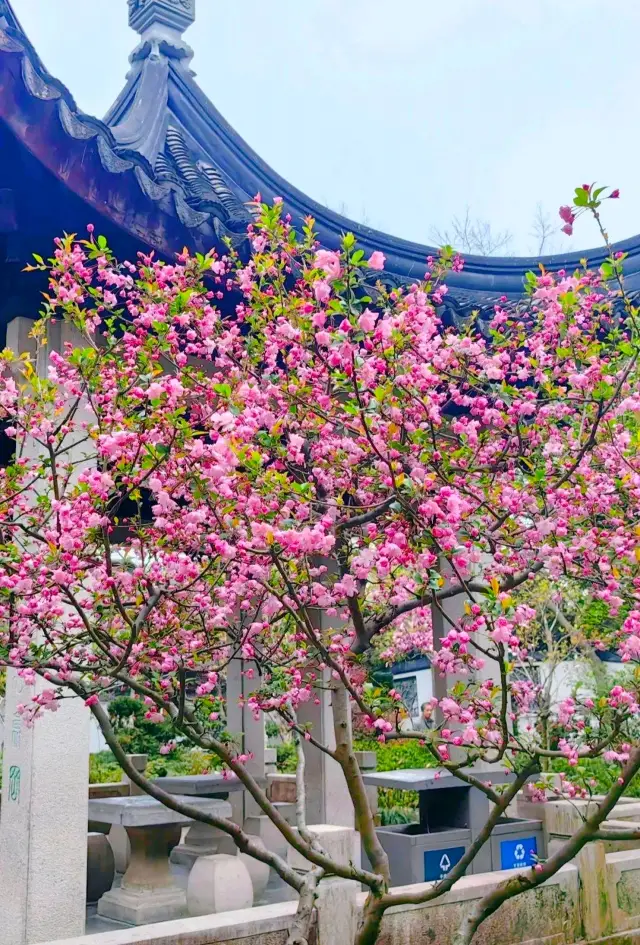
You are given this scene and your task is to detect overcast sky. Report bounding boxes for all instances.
[10,0,640,256]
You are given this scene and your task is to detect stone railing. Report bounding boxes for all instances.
[69,757,640,945]
[88,783,129,800]
[38,818,640,945]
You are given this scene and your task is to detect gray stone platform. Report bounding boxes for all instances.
[153,773,245,797]
[361,767,516,792]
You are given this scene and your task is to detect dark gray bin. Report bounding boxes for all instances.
[362,768,545,883]
[371,823,472,886]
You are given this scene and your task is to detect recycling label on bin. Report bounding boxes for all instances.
[500,836,538,870]
[424,846,465,881]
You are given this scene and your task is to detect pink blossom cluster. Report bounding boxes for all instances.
[1,199,639,789]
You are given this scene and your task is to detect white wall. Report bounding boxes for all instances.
[393,668,433,720]
[89,715,108,754]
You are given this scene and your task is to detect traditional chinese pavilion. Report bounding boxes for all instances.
[1,0,640,344]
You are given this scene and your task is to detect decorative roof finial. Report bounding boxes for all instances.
[129,0,195,36]
[128,0,195,66]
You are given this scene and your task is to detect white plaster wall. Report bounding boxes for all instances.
[394,668,433,721]
[89,715,108,754]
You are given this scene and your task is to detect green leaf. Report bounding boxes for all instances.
[213,383,232,398]
[592,380,615,401]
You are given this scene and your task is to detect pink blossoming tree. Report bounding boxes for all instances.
[2,185,640,944]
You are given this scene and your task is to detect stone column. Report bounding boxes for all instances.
[226,657,267,825]
[0,670,90,944]
[431,554,495,733]
[431,585,467,726]
[0,317,91,945]
[288,825,359,943]
[121,753,148,796]
[295,590,355,829]
[296,669,354,828]
[355,750,378,819]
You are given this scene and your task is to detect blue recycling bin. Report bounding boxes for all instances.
[488,817,544,872]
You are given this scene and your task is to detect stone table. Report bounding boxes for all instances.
[155,772,246,798]
[87,794,231,925]
[154,774,246,867]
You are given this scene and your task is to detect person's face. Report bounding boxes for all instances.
[422,705,432,720]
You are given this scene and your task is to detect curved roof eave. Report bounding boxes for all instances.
[0,1,218,257]
[165,61,640,298]
[3,0,640,304]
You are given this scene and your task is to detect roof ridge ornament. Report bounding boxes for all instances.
[128,0,195,67]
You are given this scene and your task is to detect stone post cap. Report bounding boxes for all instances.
[125,754,148,771]
[288,824,360,872]
[354,750,377,769]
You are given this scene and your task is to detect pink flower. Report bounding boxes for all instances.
[314,250,342,281]
[610,189,620,199]
[358,308,377,332]
[368,251,386,271]
[147,382,164,400]
[561,223,573,236]
[559,206,575,225]
[84,695,99,707]
[313,279,331,304]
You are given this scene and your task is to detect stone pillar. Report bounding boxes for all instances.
[431,557,499,769]
[578,840,613,941]
[264,746,277,775]
[288,825,359,944]
[0,671,90,945]
[431,586,467,725]
[431,581,470,769]
[355,750,378,820]
[296,670,354,828]
[121,753,148,796]
[315,877,359,945]
[0,317,91,945]
[226,657,266,825]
